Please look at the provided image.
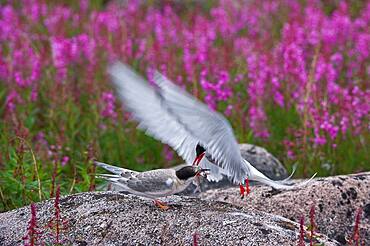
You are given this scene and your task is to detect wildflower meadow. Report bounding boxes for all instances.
[0,0,369,212]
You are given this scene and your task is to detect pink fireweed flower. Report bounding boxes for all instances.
[271,77,284,107]
[0,52,7,79]
[163,145,174,162]
[0,5,21,41]
[330,53,343,67]
[234,74,244,83]
[246,53,270,139]
[313,128,326,146]
[198,69,232,110]
[50,37,70,82]
[248,106,270,139]
[50,37,77,68]
[34,131,48,147]
[61,156,69,167]
[78,33,97,59]
[21,0,48,23]
[30,87,38,102]
[340,116,349,134]
[0,0,368,166]
[10,46,42,88]
[183,46,194,79]
[224,105,233,117]
[5,90,21,113]
[44,6,72,35]
[287,150,295,159]
[282,43,307,86]
[101,91,117,120]
[283,139,297,160]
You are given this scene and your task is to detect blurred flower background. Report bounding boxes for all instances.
[0,0,368,211]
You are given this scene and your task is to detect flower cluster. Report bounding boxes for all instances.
[0,0,368,177]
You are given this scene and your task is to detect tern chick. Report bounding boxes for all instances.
[95,161,209,210]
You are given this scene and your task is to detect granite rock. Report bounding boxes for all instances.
[199,172,370,245]
[0,192,339,246]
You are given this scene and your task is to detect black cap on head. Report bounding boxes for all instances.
[175,166,197,180]
[196,143,206,156]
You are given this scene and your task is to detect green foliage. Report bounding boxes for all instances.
[0,0,368,213]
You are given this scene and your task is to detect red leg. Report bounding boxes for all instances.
[245,178,250,195]
[153,200,169,210]
[239,183,245,199]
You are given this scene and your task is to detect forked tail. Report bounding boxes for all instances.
[245,159,316,190]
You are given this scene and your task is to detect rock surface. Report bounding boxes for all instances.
[0,192,339,246]
[199,172,370,245]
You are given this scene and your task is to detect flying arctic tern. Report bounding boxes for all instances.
[108,62,315,197]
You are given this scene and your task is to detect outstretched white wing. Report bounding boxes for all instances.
[108,63,226,181]
[153,72,249,183]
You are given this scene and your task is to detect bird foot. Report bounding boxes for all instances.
[239,183,245,199]
[245,178,250,195]
[239,178,251,199]
[153,200,169,210]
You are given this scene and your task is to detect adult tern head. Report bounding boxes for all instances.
[95,161,209,209]
[108,62,316,198]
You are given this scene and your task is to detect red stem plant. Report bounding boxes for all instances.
[348,208,363,246]
[22,203,42,246]
[309,204,316,246]
[47,185,68,245]
[192,232,199,246]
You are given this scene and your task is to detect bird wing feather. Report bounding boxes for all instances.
[95,161,138,176]
[154,71,249,183]
[126,169,175,193]
[108,63,226,181]
[109,63,197,165]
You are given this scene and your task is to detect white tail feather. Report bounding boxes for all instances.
[281,163,298,182]
[246,160,316,190]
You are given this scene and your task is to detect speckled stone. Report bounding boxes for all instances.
[199,172,370,245]
[0,192,339,245]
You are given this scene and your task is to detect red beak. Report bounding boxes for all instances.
[192,152,205,166]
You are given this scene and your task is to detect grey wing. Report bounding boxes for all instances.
[108,63,198,166]
[127,169,175,193]
[94,161,138,177]
[154,72,249,183]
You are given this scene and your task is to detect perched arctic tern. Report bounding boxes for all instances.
[95,161,209,209]
[108,62,315,198]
